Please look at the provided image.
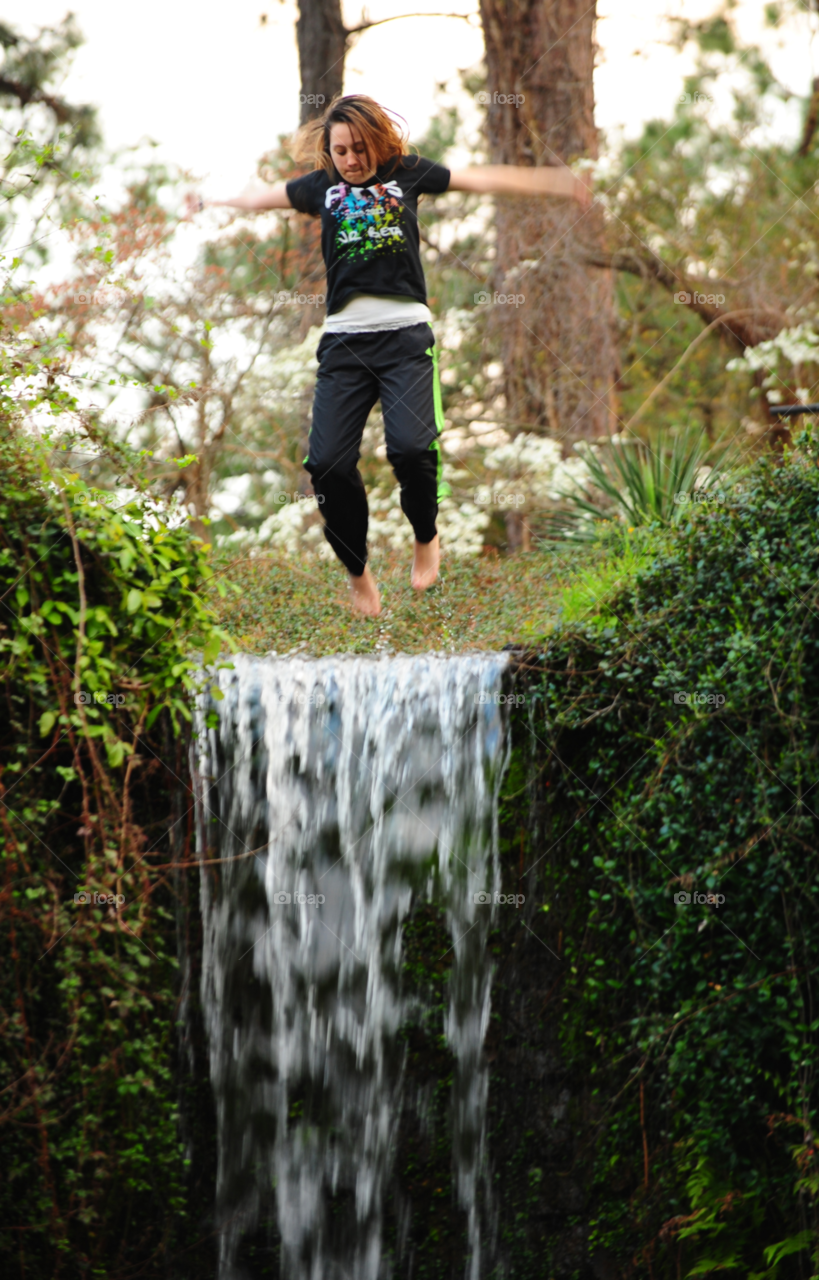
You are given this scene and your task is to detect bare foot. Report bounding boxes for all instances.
[349,565,382,616]
[411,535,440,590]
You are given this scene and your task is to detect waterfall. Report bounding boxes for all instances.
[195,652,511,1279]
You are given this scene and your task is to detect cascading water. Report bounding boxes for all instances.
[194,652,511,1279]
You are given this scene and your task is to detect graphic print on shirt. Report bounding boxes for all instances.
[324,180,406,259]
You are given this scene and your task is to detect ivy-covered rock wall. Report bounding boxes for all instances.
[487,439,819,1279]
[0,422,224,1277]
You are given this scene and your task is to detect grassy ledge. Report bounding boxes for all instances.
[206,534,655,656]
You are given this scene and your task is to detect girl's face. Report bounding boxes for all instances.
[328,123,376,185]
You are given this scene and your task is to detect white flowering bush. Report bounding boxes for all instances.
[362,467,490,559]
[437,495,491,557]
[726,324,819,405]
[216,481,490,561]
[261,331,320,399]
[481,432,591,504]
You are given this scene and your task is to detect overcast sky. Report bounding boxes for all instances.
[4,0,818,193]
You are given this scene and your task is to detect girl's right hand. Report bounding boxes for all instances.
[573,173,593,210]
[182,191,204,221]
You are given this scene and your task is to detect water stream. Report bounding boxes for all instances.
[194,652,511,1279]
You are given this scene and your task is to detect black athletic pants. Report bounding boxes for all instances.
[304,322,443,577]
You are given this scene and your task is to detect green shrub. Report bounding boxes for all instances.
[517,433,819,1277]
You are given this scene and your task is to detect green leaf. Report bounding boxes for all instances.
[202,634,220,666]
[104,737,133,768]
[126,588,142,614]
[763,1230,814,1267]
[210,686,224,701]
[146,703,164,731]
[38,710,56,737]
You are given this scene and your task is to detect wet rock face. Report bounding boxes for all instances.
[477,655,601,1279]
[483,909,594,1278]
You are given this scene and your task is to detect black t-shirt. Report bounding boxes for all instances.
[285,155,450,315]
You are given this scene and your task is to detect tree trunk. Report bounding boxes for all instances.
[479,0,619,446]
[296,0,346,123]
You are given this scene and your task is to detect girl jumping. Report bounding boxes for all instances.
[192,95,590,616]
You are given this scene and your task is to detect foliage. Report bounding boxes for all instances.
[0,13,100,263]
[0,327,228,1276]
[550,526,670,630]
[509,433,819,1276]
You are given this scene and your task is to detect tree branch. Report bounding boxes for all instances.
[345,10,475,36]
[0,76,74,125]
[624,308,785,432]
[799,76,819,157]
[582,247,778,350]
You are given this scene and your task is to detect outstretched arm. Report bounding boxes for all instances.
[448,165,592,208]
[183,182,293,217]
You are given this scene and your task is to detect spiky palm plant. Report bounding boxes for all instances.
[547,432,735,541]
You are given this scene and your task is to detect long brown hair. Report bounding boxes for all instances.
[293,95,415,178]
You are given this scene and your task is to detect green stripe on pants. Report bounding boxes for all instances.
[426,343,452,501]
